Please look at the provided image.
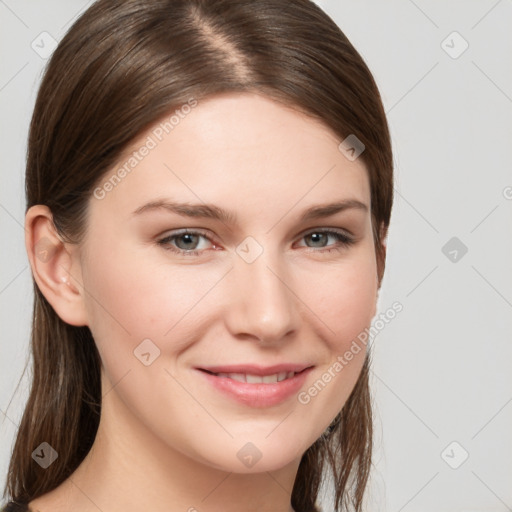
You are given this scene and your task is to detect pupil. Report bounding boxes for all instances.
[177,234,197,249]
[309,233,326,247]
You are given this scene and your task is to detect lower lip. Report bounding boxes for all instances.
[197,368,313,408]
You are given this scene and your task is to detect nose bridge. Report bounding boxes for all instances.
[226,242,299,342]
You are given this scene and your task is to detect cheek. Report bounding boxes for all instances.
[305,247,378,348]
[84,241,192,328]
[79,244,222,432]
[80,241,230,368]
[292,247,377,433]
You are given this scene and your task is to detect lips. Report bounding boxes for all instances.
[209,371,296,383]
[196,364,314,408]
[197,363,311,376]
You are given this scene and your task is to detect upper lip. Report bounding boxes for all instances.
[197,363,313,376]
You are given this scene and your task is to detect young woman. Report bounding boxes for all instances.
[2,0,393,510]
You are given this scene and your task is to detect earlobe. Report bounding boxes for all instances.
[25,205,88,326]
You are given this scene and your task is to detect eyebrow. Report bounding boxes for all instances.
[132,198,368,223]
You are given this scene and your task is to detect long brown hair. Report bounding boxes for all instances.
[2,1,393,510]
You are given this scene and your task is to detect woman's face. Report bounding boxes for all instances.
[79,92,379,472]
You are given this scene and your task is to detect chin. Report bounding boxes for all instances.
[190,431,313,474]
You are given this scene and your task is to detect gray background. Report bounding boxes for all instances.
[1,1,511,511]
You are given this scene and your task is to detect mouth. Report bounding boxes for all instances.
[195,365,314,408]
[199,369,303,383]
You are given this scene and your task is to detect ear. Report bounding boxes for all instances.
[25,205,88,326]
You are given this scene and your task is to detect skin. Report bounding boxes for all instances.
[26,92,383,512]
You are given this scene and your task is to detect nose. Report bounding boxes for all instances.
[223,247,300,345]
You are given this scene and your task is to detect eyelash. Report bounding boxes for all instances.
[156,228,355,257]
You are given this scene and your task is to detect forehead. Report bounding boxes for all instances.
[91,92,370,220]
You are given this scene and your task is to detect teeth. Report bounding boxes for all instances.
[246,374,263,384]
[215,372,296,383]
[227,373,246,382]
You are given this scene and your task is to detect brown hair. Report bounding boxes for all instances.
[3,1,393,510]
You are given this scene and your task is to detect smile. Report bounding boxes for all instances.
[205,370,297,383]
[197,367,313,408]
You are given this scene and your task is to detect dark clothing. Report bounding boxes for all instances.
[2,501,321,511]
[1,503,29,512]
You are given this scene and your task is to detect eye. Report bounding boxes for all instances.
[157,227,355,257]
[296,229,355,253]
[157,229,217,256]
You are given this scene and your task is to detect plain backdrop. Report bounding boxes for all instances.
[1,1,511,511]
